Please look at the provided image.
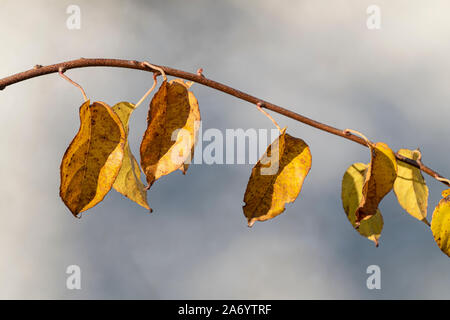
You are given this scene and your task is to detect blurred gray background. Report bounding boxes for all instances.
[0,0,449,299]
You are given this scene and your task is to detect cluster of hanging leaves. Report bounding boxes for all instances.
[341,140,450,257]
[59,77,450,258]
[60,78,200,215]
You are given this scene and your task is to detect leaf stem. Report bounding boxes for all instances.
[134,73,157,109]
[58,68,88,102]
[256,102,282,133]
[437,177,450,186]
[0,58,448,187]
[343,129,371,146]
[142,61,166,81]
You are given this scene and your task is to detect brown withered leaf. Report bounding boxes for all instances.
[112,102,150,210]
[342,162,383,246]
[140,79,201,187]
[355,142,397,225]
[243,128,312,227]
[60,101,126,217]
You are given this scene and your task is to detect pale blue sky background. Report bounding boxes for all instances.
[0,0,449,299]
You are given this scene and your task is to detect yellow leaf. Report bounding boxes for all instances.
[60,101,126,217]
[140,79,201,187]
[393,149,429,225]
[112,102,150,210]
[355,142,397,224]
[431,194,450,257]
[443,189,450,198]
[342,163,383,246]
[243,128,312,227]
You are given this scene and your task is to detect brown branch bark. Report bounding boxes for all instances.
[0,58,448,187]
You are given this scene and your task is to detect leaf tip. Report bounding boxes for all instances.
[145,183,152,191]
[422,218,431,227]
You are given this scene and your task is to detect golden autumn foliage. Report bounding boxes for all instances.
[112,102,150,210]
[60,101,126,216]
[342,163,383,246]
[243,128,312,227]
[140,79,201,187]
[393,149,429,225]
[443,189,450,198]
[354,142,397,225]
[431,193,450,257]
[53,75,449,258]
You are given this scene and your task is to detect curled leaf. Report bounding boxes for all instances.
[431,193,450,257]
[60,101,126,216]
[342,163,383,246]
[140,79,201,187]
[243,128,312,227]
[112,102,150,210]
[355,142,397,224]
[393,149,429,225]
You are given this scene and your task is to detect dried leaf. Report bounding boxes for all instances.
[140,79,201,187]
[342,163,383,246]
[112,102,150,210]
[243,128,312,227]
[431,193,450,257]
[355,142,397,224]
[60,101,126,216]
[393,149,429,225]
